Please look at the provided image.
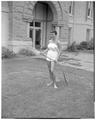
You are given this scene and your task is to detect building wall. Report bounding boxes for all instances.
[3,1,68,52]
[9,1,31,52]
[68,1,93,45]
[1,1,94,53]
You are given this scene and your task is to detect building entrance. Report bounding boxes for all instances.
[32,2,53,49]
[29,21,41,49]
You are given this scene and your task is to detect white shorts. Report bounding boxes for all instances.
[46,50,58,61]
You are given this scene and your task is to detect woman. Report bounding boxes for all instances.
[43,31,60,88]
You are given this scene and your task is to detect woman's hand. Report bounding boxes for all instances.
[43,49,48,54]
[40,49,48,56]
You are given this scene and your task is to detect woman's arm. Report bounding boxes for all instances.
[57,40,62,45]
[56,40,63,59]
[43,49,48,53]
[40,48,48,55]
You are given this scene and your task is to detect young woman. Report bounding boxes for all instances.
[43,31,60,88]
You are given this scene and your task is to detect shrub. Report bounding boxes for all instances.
[67,41,77,52]
[19,48,35,56]
[67,39,94,52]
[2,47,16,59]
[87,39,94,50]
[80,41,88,49]
[76,44,82,50]
[79,39,94,50]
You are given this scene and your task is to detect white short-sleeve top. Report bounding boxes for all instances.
[46,41,59,61]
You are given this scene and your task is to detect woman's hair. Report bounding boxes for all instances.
[50,31,57,35]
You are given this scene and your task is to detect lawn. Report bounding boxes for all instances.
[2,57,94,118]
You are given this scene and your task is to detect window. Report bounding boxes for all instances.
[29,23,33,40]
[29,21,41,39]
[35,22,41,27]
[29,29,33,38]
[68,27,72,46]
[30,22,33,26]
[29,22,41,28]
[87,2,93,18]
[69,2,74,15]
[28,21,42,48]
[86,29,90,41]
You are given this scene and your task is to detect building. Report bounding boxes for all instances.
[1,1,94,53]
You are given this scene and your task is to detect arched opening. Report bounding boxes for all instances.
[29,1,58,49]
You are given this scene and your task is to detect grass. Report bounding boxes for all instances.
[2,57,94,118]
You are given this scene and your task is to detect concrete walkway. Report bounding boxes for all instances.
[32,52,94,72]
[59,52,94,72]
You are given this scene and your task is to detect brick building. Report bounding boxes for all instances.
[2,1,94,53]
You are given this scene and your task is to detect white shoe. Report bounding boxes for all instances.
[47,81,53,86]
[54,84,58,89]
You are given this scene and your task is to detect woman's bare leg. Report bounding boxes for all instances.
[51,61,58,88]
[47,61,58,88]
[47,61,53,86]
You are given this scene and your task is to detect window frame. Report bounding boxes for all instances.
[87,1,93,19]
[28,21,42,48]
[69,1,74,16]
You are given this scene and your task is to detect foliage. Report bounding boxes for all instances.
[67,39,94,52]
[67,41,77,52]
[2,47,16,59]
[80,41,88,49]
[87,38,94,50]
[80,39,94,50]
[19,48,35,56]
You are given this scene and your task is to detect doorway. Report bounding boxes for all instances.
[35,29,41,49]
[29,21,42,49]
[32,2,53,49]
